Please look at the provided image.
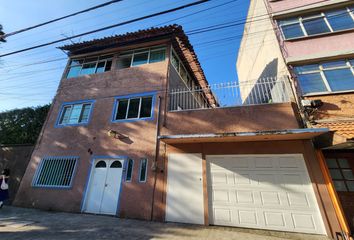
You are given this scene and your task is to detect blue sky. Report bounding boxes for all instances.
[0,0,250,112]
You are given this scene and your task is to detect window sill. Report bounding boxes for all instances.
[302,89,354,97]
[111,117,154,123]
[55,123,89,128]
[283,28,354,42]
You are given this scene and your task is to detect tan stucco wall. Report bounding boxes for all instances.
[236,0,290,102]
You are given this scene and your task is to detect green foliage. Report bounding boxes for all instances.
[0,104,51,144]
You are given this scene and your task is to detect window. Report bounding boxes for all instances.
[326,158,354,192]
[139,159,148,182]
[126,159,133,182]
[278,6,354,40]
[116,47,166,69]
[170,49,195,90]
[57,101,94,126]
[113,95,154,121]
[66,55,113,78]
[33,156,78,188]
[294,59,354,95]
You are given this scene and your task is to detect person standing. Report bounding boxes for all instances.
[0,168,10,208]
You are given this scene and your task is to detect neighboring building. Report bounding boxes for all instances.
[14,25,344,238]
[237,0,354,236]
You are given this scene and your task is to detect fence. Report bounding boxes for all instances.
[168,76,293,111]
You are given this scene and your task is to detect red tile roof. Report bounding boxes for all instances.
[315,121,354,140]
[58,25,217,106]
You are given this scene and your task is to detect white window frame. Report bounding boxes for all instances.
[295,59,354,95]
[113,95,154,122]
[117,46,166,69]
[278,6,354,40]
[66,54,113,78]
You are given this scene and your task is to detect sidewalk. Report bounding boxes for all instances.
[0,206,329,240]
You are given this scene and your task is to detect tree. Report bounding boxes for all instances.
[0,104,51,144]
[0,24,5,42]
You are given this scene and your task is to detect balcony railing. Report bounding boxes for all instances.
[168,76,293,111]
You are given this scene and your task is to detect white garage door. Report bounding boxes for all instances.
[207,154,326,235]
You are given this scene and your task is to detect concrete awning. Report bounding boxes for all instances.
[159,128,329,144]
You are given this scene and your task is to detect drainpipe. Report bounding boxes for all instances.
[150,95,162,221]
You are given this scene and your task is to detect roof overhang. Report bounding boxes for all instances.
[323,141,354,150]
[159,128,329,144]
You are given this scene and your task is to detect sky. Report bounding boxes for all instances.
[0,0,250,112]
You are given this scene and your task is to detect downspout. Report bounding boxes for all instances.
[150,95,162,221]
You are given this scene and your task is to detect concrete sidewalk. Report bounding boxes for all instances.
[0,206,329,240]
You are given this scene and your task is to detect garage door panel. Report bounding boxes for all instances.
[207,154,326,235]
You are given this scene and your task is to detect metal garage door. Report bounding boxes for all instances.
[207,154,326,234]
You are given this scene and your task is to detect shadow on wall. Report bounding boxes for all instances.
[0,144,34,204]
[243,58,279,105]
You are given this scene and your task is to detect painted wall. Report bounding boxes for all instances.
[162,103,300,136]
[162,140,342,238]
[236,0,290,102]
[0,144,33,204]
[13,57,169,219]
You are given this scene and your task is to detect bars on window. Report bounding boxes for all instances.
[33,157,78,187]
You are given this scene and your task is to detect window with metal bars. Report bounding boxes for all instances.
[32,157,78,188]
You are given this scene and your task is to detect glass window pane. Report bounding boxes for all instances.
[84,57,98,63]
[171,52,179,71]
[95,161,106,168]
[105,60,112,71]
[149,49,166,63]
[132,52,149,66]
[116,99,128,120]
[326,9,354,31]
[139,159,147,182]
[350,59,354,66]
[126,159,133,181]
[127,98,140,119]
[99,55,113,60]
[140,97,153,118]
[281,23,305,39]
[297,73,328,94]
[70,59,84,66]
[59,106,71,124]
[303,17,331,35]
[80,63,96,75]
[79,104,91,123]
[180,66,188,82]
[95,61,106,73]
[324,68,354,92]
[67,66,81,78]
[330,169,343,179]
[294,64,319,73]
[347,181,354,191]
[326,158,338,168]
[333,180,348,191]
[117,55,132,69]
[322,61,347,69]
[110,161,122,168]
[338,158,350,168]
[342,170,354,180]
[68,104,82,124]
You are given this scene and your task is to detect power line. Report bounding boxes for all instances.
[3,0,124,39]
[0,0,210,58]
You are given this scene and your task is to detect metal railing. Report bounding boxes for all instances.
[168,76,293,111]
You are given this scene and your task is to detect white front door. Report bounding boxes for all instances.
[84,159,124,215]
[166,153,204,224]
[207,154,326,235]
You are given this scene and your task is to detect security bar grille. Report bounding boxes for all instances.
[33,156,78,188]
[169,76,293,111]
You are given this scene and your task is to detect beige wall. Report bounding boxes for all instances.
[236,0,290,102]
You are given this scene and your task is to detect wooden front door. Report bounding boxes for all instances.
[324,152,354,232]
